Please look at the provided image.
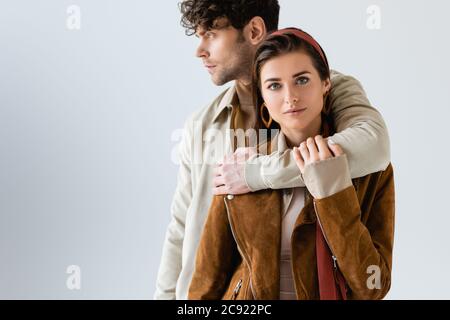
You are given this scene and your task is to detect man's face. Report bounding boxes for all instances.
[195,19,254,85]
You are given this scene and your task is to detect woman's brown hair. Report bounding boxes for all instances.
[252,28,333,134]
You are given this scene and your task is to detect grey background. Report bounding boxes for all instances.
[0,0,449,299]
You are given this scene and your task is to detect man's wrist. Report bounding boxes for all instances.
[244,156,268,192]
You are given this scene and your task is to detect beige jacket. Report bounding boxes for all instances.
[154,70,391,299]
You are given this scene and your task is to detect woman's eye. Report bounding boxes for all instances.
[268,83,281,90]
[296,77,309,85]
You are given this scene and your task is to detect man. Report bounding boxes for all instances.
[154,0,390,300]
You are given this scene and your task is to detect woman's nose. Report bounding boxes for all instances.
[286,97,298,105]
[285,90,299,106]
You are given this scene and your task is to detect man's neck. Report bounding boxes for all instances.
[235,80,253,107]
[235,80,256,130]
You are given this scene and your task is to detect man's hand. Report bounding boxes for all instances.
[212,147,257,195]
[293,135,343,174]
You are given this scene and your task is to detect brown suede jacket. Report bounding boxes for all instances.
[188,158,395,300]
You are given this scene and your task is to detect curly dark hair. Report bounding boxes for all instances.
[179,0,280,36]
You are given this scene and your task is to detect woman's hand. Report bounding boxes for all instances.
[293,135,344,174]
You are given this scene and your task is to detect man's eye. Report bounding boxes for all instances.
[268,83,281,90]
[296,77,309,85]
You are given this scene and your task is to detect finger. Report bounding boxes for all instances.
[299,141,310,162]
[213,164,223,177]
[223,153,234,164]
[242,147,257,161]
[234,147,249,155]
[212,185,229,195]
[293,147,305,172]
[246,147,257,156]
[234,147,254,163]
[213,175,226,188]
[218,152,232,165]
[235,150,248,164]
[306,137,319,162]
[328,141,344,157]
[315,135,332,160]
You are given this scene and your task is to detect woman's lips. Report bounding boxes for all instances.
[284,107,307,115]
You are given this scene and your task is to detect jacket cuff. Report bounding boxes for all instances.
[244,155,268,192]
[303,154,352,199]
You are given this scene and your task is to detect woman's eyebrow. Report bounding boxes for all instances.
[264,77,281,83]
[264,71,311,83]
[292,71,311,78]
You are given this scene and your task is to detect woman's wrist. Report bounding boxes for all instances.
[302,154,353,199]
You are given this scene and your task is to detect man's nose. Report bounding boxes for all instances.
[195,42,209,58]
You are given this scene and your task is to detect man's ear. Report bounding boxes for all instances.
[244,16,267,45]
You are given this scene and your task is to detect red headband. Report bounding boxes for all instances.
[271,28,328,69]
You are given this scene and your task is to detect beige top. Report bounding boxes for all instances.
[280,187,305,300]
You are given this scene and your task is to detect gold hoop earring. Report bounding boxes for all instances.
[260,102,273,128]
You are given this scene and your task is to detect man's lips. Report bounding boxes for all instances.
[204,64,216,70]
[204,64,216,74]
[284,107,307,114]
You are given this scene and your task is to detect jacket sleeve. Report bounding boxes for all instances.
[188,195,240,300]
[312,162,395,299]
[154,119,193,300]
[243,70,391,191]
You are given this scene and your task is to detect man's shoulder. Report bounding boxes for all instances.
[330,69,360,85]
[329,69,368,101]
[185,86,234,125]
[178,86,234,151]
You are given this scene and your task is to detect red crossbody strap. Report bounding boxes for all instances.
[316,222,347,300]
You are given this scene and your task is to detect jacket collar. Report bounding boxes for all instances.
[212,85,236,123]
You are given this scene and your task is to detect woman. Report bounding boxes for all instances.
[188,28,395,300]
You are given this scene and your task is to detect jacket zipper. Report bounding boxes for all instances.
[224,197,257,299]
[313,200,346,297]
[313,201,338,273]
[231,279,242,299]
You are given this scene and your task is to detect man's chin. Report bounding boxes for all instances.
[210,74,231,86]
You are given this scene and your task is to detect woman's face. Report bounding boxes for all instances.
[260,50,331,132]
